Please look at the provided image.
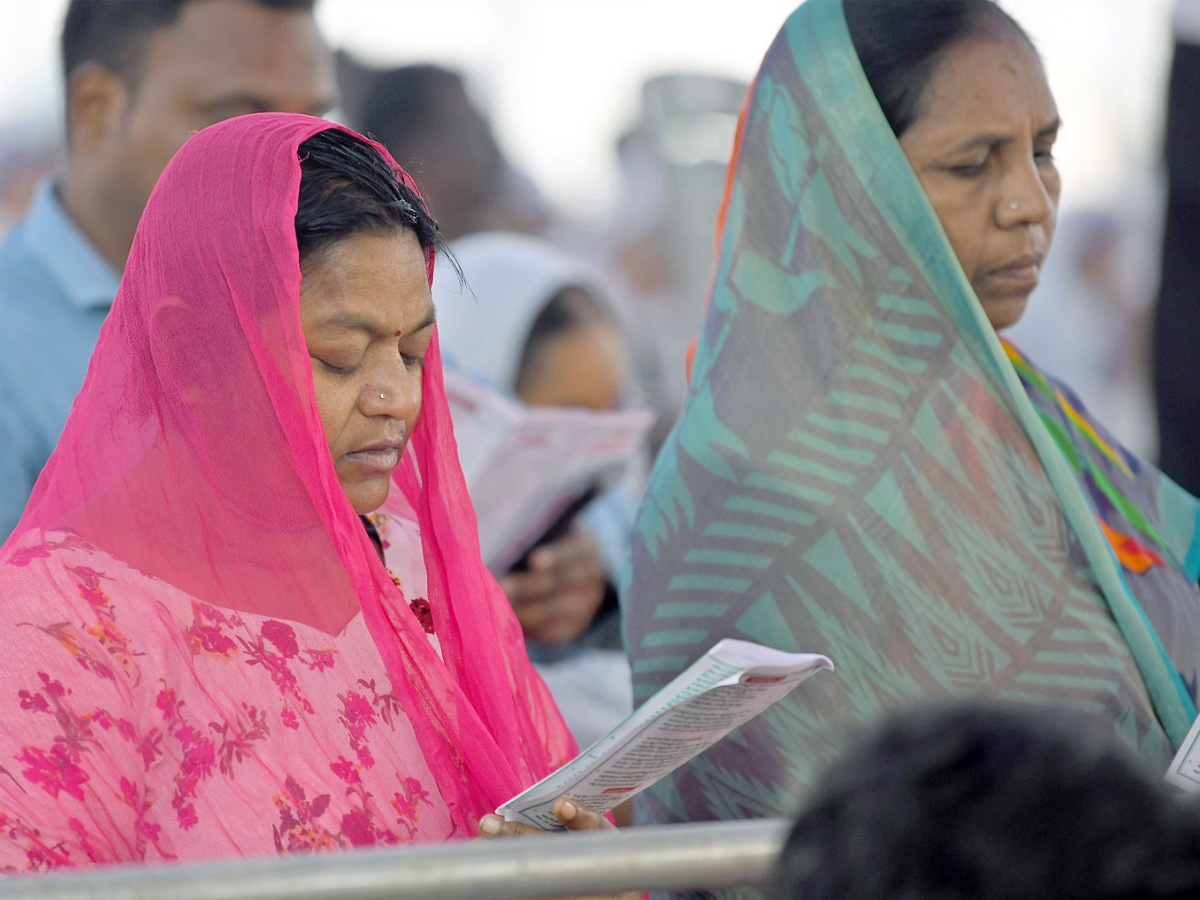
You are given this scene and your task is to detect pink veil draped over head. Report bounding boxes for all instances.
[4,113,575,833]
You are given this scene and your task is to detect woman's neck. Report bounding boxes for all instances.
[360,514,386,564]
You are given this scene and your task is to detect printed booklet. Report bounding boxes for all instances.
[443,368,654,574]
[497,638,834,829]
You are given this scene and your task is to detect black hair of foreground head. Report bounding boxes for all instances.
[295,128,455,275]
[843,0,1035,137]
[61,0,316,85]
[772,700,1200,900]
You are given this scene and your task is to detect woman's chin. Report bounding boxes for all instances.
[343,475,393,516]
[981,293,1030,332]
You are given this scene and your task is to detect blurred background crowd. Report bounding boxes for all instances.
[0,0,1193,463]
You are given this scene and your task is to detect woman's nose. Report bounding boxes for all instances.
[997,159,1054,228]
[361,359,421,420]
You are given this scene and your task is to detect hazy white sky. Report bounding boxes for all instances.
[0,0,1180,221]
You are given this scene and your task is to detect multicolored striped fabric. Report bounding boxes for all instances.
[621,4,1200,894]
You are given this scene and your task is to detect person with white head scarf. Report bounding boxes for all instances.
[433,231,645,750]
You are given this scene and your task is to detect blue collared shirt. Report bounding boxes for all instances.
[0,179,120,537]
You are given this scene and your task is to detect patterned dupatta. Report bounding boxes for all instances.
[622,0,1200,849]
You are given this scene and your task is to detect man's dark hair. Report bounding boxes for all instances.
[61,0,318,86]
[773,700,1200,900]
[294,128,453,274]
[843,0,1036,137]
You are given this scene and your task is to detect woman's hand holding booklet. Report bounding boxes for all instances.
[497,639,834,829]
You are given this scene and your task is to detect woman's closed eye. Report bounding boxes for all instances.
[317,361,358,376]
[948,157,989,178]
[398,328,434,371]
[314,351,364,376]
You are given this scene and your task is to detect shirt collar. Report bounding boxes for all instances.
[23,177,121,312]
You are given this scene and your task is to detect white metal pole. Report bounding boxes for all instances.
[2,818,790,900]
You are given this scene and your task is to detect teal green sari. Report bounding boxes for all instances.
[622,1,1200,883]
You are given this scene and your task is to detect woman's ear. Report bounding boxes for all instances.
[148,296,206,411]
[65,62,130,158]
[149,295,266,424]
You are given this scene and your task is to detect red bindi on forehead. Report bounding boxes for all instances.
[395,330,402,337]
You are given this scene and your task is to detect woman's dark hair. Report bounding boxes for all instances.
[514,286,613,395]
[294,128,451,272]
[843,0,1037,137]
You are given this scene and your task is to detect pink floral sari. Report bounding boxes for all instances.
[0,113,575,872]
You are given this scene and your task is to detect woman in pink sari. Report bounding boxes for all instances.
[0,114,580,870]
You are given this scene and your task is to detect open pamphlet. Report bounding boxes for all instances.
[1166,713,1200,793]
[443,368,655,574]
[497,639,834,829]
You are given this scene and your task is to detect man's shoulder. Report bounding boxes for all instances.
[0,181,120,318]
[0,217,103,411]
[0,218,68,310]
[0,232,74,367]
[0,217,38,273]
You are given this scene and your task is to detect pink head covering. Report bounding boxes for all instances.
[4,112,574,831]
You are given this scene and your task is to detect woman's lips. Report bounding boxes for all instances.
[343,443,402,471]
[985,255,1042,290]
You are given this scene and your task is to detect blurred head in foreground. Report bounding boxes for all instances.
[774,701,1200,900]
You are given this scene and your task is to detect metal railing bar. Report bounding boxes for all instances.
[2,818,790,900]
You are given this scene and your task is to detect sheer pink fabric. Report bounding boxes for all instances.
[0,113,575,869]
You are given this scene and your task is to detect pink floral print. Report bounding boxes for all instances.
[0,528,460,872]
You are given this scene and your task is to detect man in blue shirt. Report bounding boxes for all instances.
[0,0,337,536]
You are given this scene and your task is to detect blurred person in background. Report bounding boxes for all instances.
[1154,0,1200,498]
[0,126,61,238]
[358,64,550,242]
[433,232,644,749]
[621,0,1200,877]
[0,0,337,538]
[606,74,747,450]
[1007,209,1155,456]
[773,701,1200,900]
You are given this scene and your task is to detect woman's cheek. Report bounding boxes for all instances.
[409,374,424,432]
[327,381,363,455]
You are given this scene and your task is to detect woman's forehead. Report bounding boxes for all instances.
[299,231,434,332]
[915,34,1058,140]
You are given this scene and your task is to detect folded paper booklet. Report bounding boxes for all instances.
[497,638,834,829]
[443,368,655,574]
[1166,713,1200,793]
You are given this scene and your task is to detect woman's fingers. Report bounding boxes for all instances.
[478,814,544,838]
[554,796,615,832]
[499,529,607,643]
[499,567,559,604]
[477,798,614,839]
[533,531,600,572]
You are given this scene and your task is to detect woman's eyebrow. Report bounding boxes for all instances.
[318,307,436,338]
[946,117,1062,155]
[316,314,383,336]
[946,133,1009,154]
[1037,117,1063,140]
[408,308,437,334]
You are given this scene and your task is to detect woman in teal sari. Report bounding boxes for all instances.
[622,0,1200,867]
